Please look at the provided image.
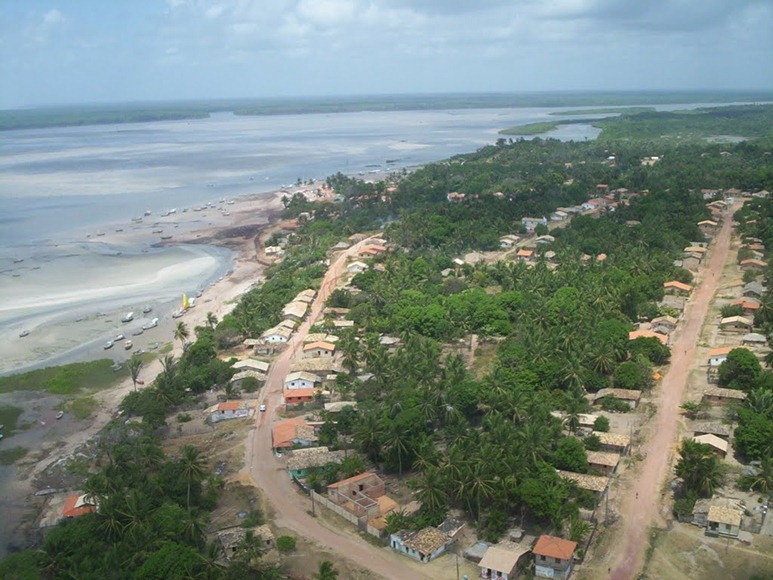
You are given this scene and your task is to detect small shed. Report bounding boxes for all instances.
[707,505,742,538]
[743,332,767,346]
[719,316,753,332]
[692,434,729,458]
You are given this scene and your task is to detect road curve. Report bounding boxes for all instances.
[610,203,740,579]
[246,237,422,579]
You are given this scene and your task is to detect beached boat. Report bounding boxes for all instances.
[56,411,64,420]
[122,312,134,323]
[124,340,133,350]
[144,210,151,216]
[142,318,159,330]
[132,328,144,336]
[113,334,125,341]
[182,293,190,310]
[172,310,184,319]
[19,330,29,338]
[143,305,153,314]
[104,340,114,349]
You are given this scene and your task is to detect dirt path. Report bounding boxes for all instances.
[246,238,425,580]
[609,205,740,579]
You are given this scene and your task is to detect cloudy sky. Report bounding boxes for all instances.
[1,0,772,109]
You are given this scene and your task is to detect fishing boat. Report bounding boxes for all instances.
[19,330,29,338]
[142,317,159,330]
[143,305,153,314]
[182,293,190,310]
[124,340,133,350]
[56,411,64,420]
[122,312,134,323]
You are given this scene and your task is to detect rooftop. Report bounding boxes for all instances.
[692,434,729,453]
[629,329,668,345]
[328,472,382,489]
[691,422,731,437]
[303,341,336,351]
[557,470,609,493]
[271,416,310,448]
[594,388,641,401]
[707,505,742,527]
[533,535,577,560]
[218,401,242,412]
[586,450,621,468]
[703,387,747,400]
[286,447,346,471]
[591,431,631,448]
[403,527,450,555]
[284,371,319,384]
[479,544,531,573]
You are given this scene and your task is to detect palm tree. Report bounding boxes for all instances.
[465,462,495,523]
[383,421,411,477]
[127,355,143,391]
[353,413,383,463]
[175,321,190,348]
[180,445,206,511]
[675,439,724,497]
[205,312,218,329]
[413,466,448,513]
[313,560,339,580]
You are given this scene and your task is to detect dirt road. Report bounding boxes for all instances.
[610,205,739,579]
[247,238,425,580]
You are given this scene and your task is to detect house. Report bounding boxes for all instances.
[650,315,678,335]
[303,341,336,358]
[271,416,317,450]
[683,246,708,258]
[707,346,749,367]
[284,371,318,390]
[586,451,621,475]
[743,281,766,298]
[283,388,318,406]
[359,245,387,256]
[62,494,97,519]
[515,249,534,262]
[230,370,266,389]
[290,358,343,377]
[533,535,577,580]
[701,387,747,405]
[390,527,453,563]
[740,258,767,271]
[698,220,719,237]
[719,316,753,332]
[282,301,308,322]
[660,295,686,313]
[293,288,316,304]
[479,544,532,580]
[591,431,631,454]
[210,401,249,423]
[232,359,270,374]
[328,472,386,519]
[499,235,520,248]
[628,329,669,345]
[743,332,767,346]
[347,261,369,273]
[706,505,743,538]
[333,320,355,329]
[692,434,729,459]
[218,525,275,561]
[593,388,641,409]
[447,191,466,202]
[261,324,293,343]
[535,235,555,245]
[521,216,547,232]
[557,470,609,496]
[691,497,745,528]
[286,447,346,478]
[663,280,692,295]
[551,210,569,222]
[692,421,731,440]
[730,298,761,315]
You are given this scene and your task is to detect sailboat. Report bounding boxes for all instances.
[182,293,190,310]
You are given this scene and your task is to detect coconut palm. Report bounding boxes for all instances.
[413,466,448,513]
[180,445,206,511]
[205,312,218,329]
[127,355,143,391]
[314,560,339,580]
[174,321,190,348]
[675,439,724,497]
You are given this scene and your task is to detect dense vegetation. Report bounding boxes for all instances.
[0,359,126,395]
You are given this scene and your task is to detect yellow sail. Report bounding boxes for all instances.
[182,293,190,310]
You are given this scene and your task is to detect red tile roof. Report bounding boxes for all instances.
[62,494,97,518]
[218,401,242,412]
[533,535,577,560]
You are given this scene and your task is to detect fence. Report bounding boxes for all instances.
[310,491,362,528]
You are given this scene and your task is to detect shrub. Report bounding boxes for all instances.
[593,416,610,432]
[600,398,631,413]
[176,413,192,423]
[276,535,296,553]
[583,434,601,451]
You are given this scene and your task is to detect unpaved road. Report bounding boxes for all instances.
[247,238,425,580]
[610,204,739,579]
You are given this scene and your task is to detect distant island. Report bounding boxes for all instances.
[2,90,772,131]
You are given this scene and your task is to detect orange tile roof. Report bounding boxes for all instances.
[533,535,577,560]
[328,472,380,489]
[283,388,318,401]
[271,416,308,448]
[218,401,242,412]
[663,281,692,292]
[516,249,533,257]
[629,329,668,345]
[62,494,97,518]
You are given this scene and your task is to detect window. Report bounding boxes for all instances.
[539,555,546,561]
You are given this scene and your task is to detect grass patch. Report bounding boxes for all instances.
[0,446,29,466]
[159,343,174,354]
[0,405,25,435]
[0,360,126,395]
[499,121,560,136]
[67,397,100,420]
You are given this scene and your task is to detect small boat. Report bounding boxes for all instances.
[172,310,184,319]
[113,333,125,341]
[19,330,29,338]
[124,340,133,350]
[142,317,159,330]
[142,305,153,314]
[104,340,114,349]
[132,328,144,336]
[144,210,152,216]
[56,411,64,420]
[122,312,134,323]
[160,235,172,240]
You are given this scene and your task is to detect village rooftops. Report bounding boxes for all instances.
[282,301,309,320]
[232,359,270,373]
[285,371,319,384]
[692,422,731,438]
[286,447,346,471]
[707,505,742,527]
[328,471,380,489]
[651,315,678,326]
[293,289,316,303]
[516,249,534,258]
[698,220,718,226]
[218,401,242,412]
[663,280,692,292]
[591,431,631,448]
[436,518,465,538]
[272,417,314,448]
[303,341,336,352]
[628,329,668,345]
[684,246,708,253]
[593,388,641,402]
[707,346,747,357]
[557,470,609,493]
[261,325,293,340]
[231,370,267,383]
[586,450,621,468]
[692,434,729,454]
[720,315,754,327]
[304,333,339,344]
[403,527,451,555]
[703,387,747,400]
[740,258,767,267]
[479,544,531,574]
[533,535,577,560]
[290,358,343,374]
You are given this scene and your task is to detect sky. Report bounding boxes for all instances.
[1,0,772,109]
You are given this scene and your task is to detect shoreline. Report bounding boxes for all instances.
[0,187,288,554]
